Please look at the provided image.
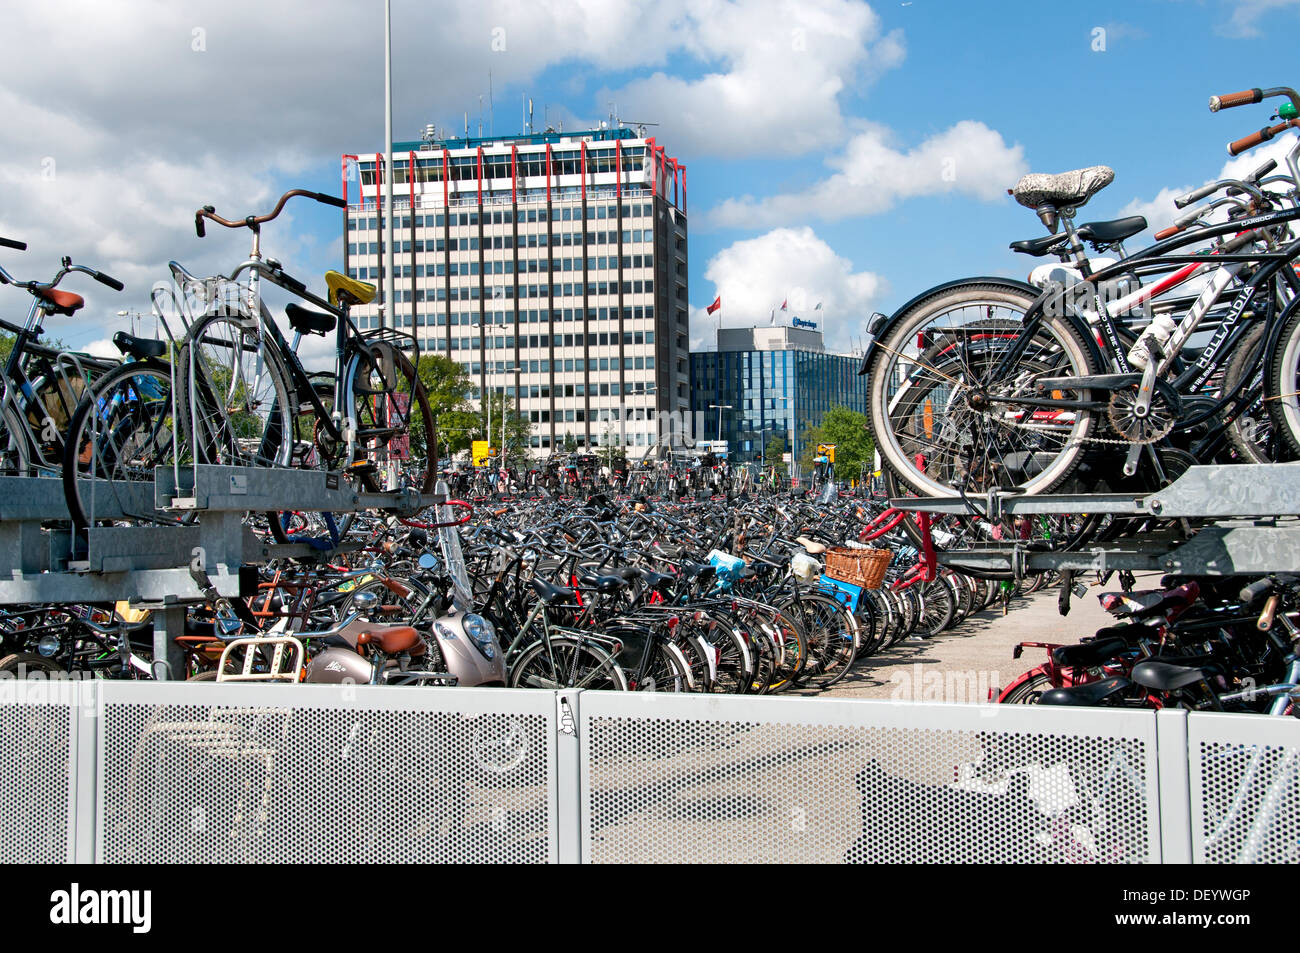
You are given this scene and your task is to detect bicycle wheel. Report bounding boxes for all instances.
[916,578,955,637]
[343,339,436,493]
[63,359,180,528]
[999,671,1053,704]
[508,636,628,691]
[781,591,858,690]
[177,314,294,470]
[867,285,1097,499]
[765,609,808,693]
[628,641,690,692]
[1266,303,1300,459]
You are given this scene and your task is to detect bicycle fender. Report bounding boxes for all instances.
[858,276,1040,377]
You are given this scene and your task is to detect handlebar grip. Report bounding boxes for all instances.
[1240,576,1274,603]
[313,192,347,209]
[1174,182,1220,209]
[1153,225,1181,241]
[1209,89,1263,111]
[1228,127,1270,156]
[0,237,26,251]
[94,271,125,291]
[1257,592,1281,632]
[1249,158,1278,182]
[195,214,206,238]
[1227,120,1295,156]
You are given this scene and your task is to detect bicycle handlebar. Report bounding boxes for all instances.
[195,189,348,238]
[1228,118,1300,156]
[0,237,26,251]
[1209,88,1264,111]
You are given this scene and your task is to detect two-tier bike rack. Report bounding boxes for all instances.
[0,465,448,678]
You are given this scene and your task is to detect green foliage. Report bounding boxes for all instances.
[797,405,873,477]
[478,390,531,460]
[563,432,578,453]
[764,434,789,479]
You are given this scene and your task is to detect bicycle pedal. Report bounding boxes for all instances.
[346,460,378,476]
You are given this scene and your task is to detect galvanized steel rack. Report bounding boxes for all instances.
[891,462,1300,578]
[0,465,445,676]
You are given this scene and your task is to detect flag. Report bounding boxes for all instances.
[780,299,788,311]
[814,302,823,311]
[706,296,721,315]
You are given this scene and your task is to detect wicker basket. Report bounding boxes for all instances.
[823,547,892,590]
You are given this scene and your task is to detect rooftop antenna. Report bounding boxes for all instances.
[464,111,469,138]
[528,98,534,136]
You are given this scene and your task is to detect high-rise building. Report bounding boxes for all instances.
[340,123,690,458]
[690,325,868,465]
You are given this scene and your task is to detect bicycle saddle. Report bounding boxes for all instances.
[1009,234,1069,256]
[531,577,575,604]
[579,573,629,593]
[112,330,166,360]
[1051,636,1129,669]
[796,535,827,555]
[285,302,336,336]
[1076,214,1147,244]
[33,285,84,315]
[1011,165,1114,210]
[1130,659,1206,692]
[356,625,425,656]
[325,270,377,307]
[1038,675,1132,707]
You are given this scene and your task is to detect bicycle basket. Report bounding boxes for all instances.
[824,547,891,590]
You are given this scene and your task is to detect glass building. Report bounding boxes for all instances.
[690,326,867,464]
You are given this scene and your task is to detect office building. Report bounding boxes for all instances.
[341,122,690,456]
[690,325,868,464]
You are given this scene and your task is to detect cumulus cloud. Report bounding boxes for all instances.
[691,226,885,351]
[1218,0,1300,38]
[0,0,903,352]
[708,120,1027,228]
[605,0,905,157]
[1118,132,1300,237]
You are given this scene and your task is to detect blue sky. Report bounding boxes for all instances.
[3,0,1300,358]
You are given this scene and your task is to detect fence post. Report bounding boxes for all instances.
[554,689,582,864]
[1155,708,1192,863]
[71,679,100,863]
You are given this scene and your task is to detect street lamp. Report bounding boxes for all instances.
[707,403,732,446]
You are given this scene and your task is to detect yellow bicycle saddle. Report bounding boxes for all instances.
[325,270,377,307]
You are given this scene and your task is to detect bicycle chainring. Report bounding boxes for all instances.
[1106,385,1176,444]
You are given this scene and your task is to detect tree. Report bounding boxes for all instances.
[764,434,789,479]
[797,406,874,480]
[404,354,480,463]
[478,390,531,460]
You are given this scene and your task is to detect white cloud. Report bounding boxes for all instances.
[1219,0,1300,37]
[1118,132,1300,237]
[0,0,906,351]
[605,0,905,157]
[708,120,1027,228]
[692,226,885,351]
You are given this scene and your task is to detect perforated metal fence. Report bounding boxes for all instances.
[95,682,557,864]
[0,682,1296,864]
[1189,712,1300,864]
[580,693,1163,863]
[0,682,81,863]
